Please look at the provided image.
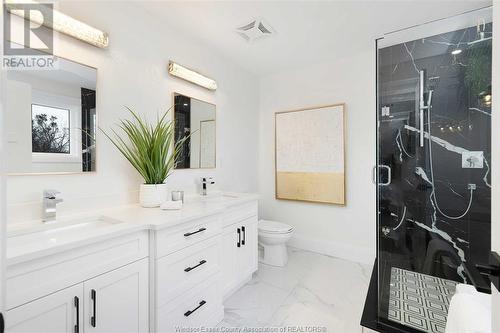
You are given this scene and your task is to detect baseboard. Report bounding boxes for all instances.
[288,234,374,265]
[223,274,253,301]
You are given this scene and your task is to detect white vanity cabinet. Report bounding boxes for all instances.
[220,202,258,298]
[5,231,150,333]
[83,258,149,333]
[237,217,258,279]
[6,194,259,333]
[6,284,83,333]
[6,258,149,333]
[153,214,224,332]
[152,199,258,332]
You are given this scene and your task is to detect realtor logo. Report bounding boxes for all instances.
[3,2,56,69]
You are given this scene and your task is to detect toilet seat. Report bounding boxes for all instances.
[258,220,294,234]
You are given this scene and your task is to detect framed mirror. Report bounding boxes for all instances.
[173,93,216,169]
[4,57,97,174]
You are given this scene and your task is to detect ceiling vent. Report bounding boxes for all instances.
[236,18,275,42]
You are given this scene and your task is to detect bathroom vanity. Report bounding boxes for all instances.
[5,193,258,333]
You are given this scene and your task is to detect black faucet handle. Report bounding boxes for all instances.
[201,177,215,184]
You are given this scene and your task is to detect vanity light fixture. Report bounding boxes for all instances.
[5,0,109,48]
[168,61,217,91]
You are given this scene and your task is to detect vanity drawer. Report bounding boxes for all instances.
[155,214,221,258]
[7,231,149,309]
[156,236,221,307]
[222,201,258,227]
[156,275,223,332]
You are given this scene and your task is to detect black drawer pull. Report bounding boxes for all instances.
[237,228,241,247]
[184,227,206,237]
[241,226,246,246]
[184,300,206,317]
[74,296,79,333]
[184,260,207,272]
[90,289,96,327]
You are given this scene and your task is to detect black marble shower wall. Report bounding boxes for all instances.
[376,21,492,320]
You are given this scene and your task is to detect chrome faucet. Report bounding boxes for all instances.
[201,177,215,196]
[43,189,63,222]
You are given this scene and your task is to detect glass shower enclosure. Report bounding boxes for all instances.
[375,7,492,333]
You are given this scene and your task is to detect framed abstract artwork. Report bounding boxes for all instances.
[275,103,345,205]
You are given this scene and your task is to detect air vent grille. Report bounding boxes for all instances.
[239,21,256,31]
[258,22,271,34]
[236,18,274,42]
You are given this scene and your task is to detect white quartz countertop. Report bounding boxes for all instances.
[7,192,259,266]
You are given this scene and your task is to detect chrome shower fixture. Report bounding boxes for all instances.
[468,18,492,45]
[477,18,486,40]
[418,70,434,147]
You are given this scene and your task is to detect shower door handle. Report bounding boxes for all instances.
[374,165,391,186]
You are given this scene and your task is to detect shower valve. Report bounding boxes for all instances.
[461,151,484,169]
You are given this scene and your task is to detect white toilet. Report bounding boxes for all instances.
[258,220,294,267]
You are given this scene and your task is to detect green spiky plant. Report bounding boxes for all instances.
[101,106,188,184]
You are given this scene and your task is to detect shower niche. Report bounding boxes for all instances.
[363,7,492,333]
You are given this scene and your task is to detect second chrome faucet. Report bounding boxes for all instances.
[42,189,63,223]
[201,177,215,196]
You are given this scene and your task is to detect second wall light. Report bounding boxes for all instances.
[168,61,217,91]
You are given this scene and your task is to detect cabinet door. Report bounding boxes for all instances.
[220,226,240,297]
[84,258,148,333]
[6,284,83,333]
[238,217,258,278]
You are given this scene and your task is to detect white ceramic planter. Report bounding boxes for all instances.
[139,183,168,208]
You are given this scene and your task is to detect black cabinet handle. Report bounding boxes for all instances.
[237,228,241,247]
[74,296,80,333]
[184,300,206,317]
[184,260,207,272]
[184,227,206,237]
[90,289,96,327]
[241,226,246,246]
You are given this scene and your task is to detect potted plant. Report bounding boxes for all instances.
[101,106,188,207]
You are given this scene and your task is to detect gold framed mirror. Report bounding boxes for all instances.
[5,52,98,175]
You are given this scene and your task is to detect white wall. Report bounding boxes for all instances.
[258,47,376,264]
[5,80,31,173]
[6,1,259,224]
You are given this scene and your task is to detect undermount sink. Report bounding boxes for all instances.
[204,193,238,200]
[7,217,126,256]
[181,192,239,204]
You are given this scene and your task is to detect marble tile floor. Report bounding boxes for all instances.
[220,247,372,333]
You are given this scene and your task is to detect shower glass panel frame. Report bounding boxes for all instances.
[376,7,492,333]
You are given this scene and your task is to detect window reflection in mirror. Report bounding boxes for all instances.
[173,93,216,169]
[5,57,97,174]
